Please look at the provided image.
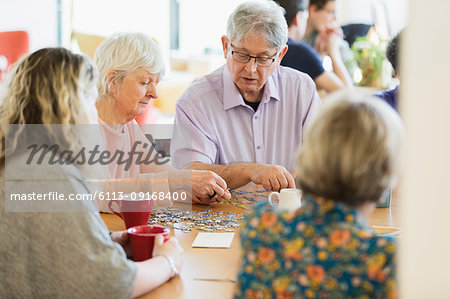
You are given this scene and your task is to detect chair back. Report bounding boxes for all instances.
[0,30,30,80]
[71,32,105,59]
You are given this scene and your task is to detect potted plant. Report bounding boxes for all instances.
[351,29,389,88]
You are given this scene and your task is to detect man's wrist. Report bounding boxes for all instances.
[241,162,255,181]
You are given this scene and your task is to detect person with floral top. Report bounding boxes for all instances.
[236,92,403,298]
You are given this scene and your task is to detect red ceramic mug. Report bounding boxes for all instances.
[127,225,170,261]
[108,197,153,229]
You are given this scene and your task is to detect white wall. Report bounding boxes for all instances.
[383,0,408,35]
[0,0,58,51]
[178,0,255,54]
[400,0,450,297]
[337,0,408,36]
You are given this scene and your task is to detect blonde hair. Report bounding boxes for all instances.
[94,32,165,97]
[0,47,97,169]
[296,92,404,207]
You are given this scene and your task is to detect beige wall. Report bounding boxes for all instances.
[72,0,170,66]
[399,0,450,297]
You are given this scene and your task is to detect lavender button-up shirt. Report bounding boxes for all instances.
[171,65,321,171]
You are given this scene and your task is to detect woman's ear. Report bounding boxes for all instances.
[106,70,117,95]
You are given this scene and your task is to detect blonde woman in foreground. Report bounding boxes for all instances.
[0,48,183,298]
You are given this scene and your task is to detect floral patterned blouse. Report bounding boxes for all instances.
[236,196,396,299]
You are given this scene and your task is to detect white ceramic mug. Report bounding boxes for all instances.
[268,189,302,212]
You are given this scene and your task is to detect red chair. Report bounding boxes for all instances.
[0,30,30,80]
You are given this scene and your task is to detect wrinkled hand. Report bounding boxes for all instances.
[190,170,231,205]
[290,169,297,181]
[246,164,295,192]
[153,235,184,274]
[110,230,133,258]
[167,170,231,205]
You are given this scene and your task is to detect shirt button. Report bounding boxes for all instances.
[257,146,261,150]
[254,115,258,120]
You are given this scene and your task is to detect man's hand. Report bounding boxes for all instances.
[167,169,231,205]
[191,194,221,205]
[191,170,231,204]
[245,164,295,192]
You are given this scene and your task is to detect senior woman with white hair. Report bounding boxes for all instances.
[236,93,403,298]
[94,32,231,206]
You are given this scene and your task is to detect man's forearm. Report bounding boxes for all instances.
[187,162,253,190]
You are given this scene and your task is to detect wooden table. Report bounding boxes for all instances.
[101,186,398,299]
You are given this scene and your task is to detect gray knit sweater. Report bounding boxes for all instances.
[0,153,136,298]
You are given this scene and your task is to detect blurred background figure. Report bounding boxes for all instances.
[277,0,353,92]
[236,93,403,298]
[374,30,402,111]
[303,0,358,81]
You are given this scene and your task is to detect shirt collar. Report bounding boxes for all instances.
[222,66,281,111]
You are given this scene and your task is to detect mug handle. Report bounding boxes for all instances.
[108,200,123,219]
[268,192,279,207]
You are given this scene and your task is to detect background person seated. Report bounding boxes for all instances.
[303,0,357,81]
[276,0,353,92]
[374,30,402,111]
[236,93,403,298]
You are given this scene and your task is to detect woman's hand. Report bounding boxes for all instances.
[110,230,133,258]
[131,236,184,297]
[153,235,184,274]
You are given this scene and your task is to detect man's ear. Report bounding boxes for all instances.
[106,70,117,94]
[277,45,289,63]
[221,35,229,60]
[292,11,302,26]
[309,4,318,16]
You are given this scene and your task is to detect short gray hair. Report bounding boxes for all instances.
[94,32,165,97]
[226,0,288,50]
[296,92,404,207]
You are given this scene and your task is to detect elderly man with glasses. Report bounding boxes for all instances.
[171,0,321,193]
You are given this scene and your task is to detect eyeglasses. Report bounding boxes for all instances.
[229,43,279,67]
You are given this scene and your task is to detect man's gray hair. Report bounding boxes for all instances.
[226,0,288,50]
[94,32,165,97]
